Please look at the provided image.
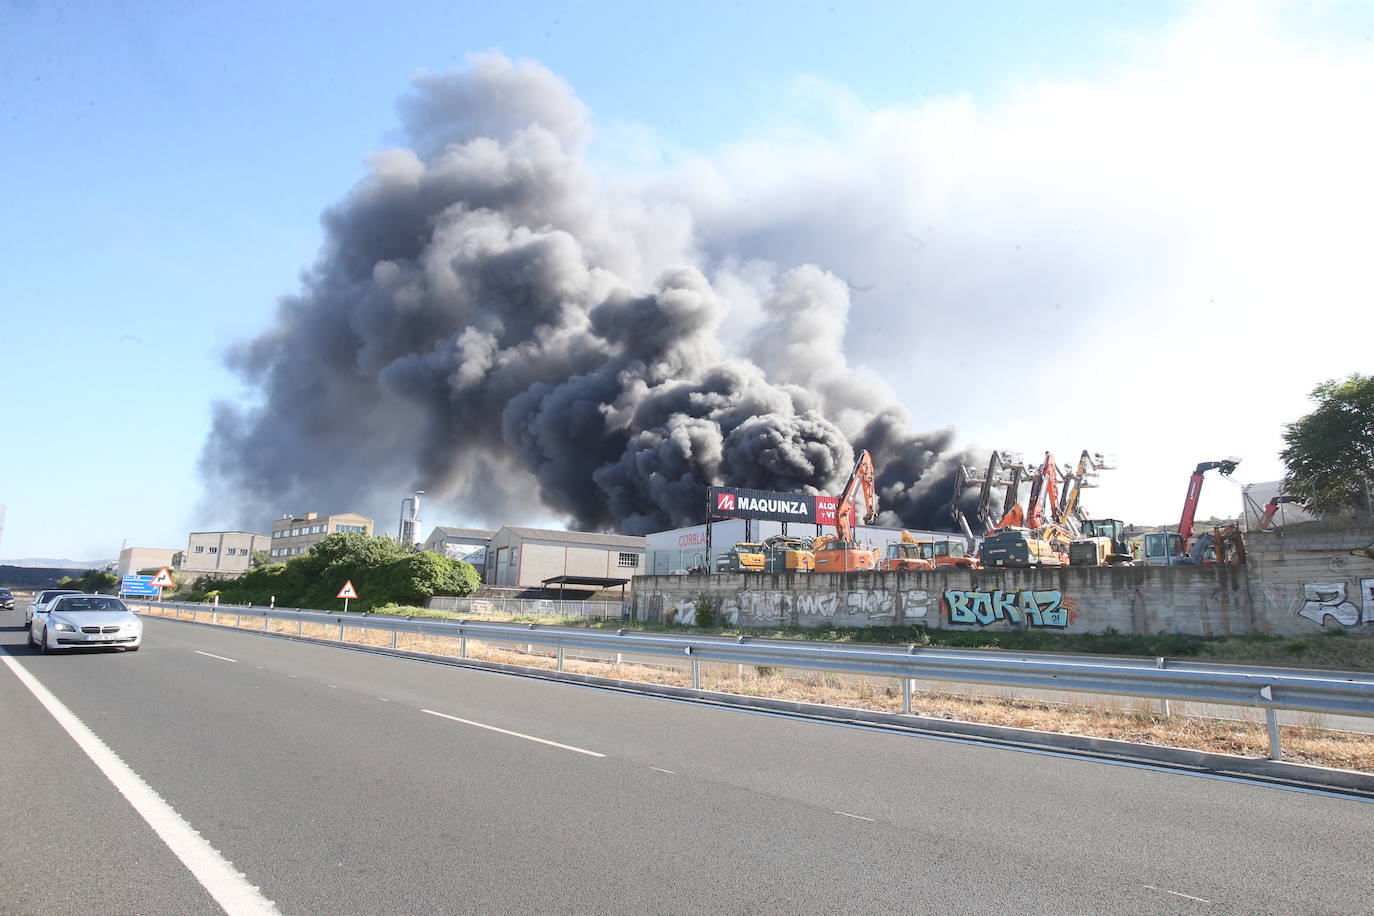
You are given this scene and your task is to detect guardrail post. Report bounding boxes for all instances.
[338,621,345,641]
[1157,658,1170,715]
[235,613,241,627]
[391,629,398,649]
[212,610,218,625]
[1261,686,1282,760]
[557,647,565,672]
[902,678,912,715]
[460,636,467,658]
[297,617,304,636]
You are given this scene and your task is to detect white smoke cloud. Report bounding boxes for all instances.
[615,3,1374,521]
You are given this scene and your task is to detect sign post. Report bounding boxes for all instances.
[337,579,359,612]
[150,567,176,601]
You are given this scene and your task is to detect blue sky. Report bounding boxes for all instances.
[2,0,1370,560]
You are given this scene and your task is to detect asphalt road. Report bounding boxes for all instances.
[2,601,1372,915]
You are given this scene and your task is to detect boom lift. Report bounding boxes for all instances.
[815,450,879,573]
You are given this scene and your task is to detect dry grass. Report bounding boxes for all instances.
[137,605,1374,773]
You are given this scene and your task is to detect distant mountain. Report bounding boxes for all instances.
[0,557,112,570]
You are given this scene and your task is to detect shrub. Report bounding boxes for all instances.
[694,594,717,628]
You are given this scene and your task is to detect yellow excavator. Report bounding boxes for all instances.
[879,530,934,572]
[814,450,880,573]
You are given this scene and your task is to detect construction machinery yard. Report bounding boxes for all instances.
[707,447,1279,577]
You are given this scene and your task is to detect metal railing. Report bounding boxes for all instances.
[130,599,1374,761]
[426,595,625,620]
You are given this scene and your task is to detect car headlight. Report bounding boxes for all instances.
[54,622,76,632]
[124,622,142,632]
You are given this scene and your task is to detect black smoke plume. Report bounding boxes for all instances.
[200,54,980,535]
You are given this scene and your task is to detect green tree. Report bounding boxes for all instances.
[56,569,119,593]
[1281,373,1374,515]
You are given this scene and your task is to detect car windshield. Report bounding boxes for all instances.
[52,597,127,613]
[39,591,80,603]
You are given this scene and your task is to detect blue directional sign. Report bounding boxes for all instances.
[120,575,158,596]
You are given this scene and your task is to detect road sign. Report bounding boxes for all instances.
[150,567,176,587]
[120,575,157,596]
[337,580,358,599]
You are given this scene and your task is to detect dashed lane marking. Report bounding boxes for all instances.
[421,709,606,757]
[193,650,238,664]
[834,811,875,822]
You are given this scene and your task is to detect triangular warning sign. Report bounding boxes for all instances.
[337,580,359,599]
[150,567,176,587]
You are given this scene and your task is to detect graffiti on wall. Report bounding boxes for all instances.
[943,589,1069,628]
[1297,579,1374,627]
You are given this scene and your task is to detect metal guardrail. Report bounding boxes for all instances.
[131,599,1374,761]
[427,595,625,620]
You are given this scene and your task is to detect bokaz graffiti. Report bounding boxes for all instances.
[943,588,1069,628]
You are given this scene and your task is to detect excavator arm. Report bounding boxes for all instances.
[835,450,877,544]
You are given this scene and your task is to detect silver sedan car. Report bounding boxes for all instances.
[30,595,143,653]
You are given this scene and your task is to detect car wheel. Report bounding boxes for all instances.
[39,631,51,654]
[126,646,140,652]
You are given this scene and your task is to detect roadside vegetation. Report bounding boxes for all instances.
[56,569,119,593]
[182,532,479,612]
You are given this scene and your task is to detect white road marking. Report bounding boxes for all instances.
[649,766,676,775]
[834,811,875,822]
[421,709,606,757]
[1144,885,1211,904]
[0,651,278,915]
[194,650,238,664]
[327,684,338,689]
[377,697,390,703]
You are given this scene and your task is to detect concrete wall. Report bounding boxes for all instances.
[633,565,1253,635]
[1244,522,1374,635]
[632,522,1374,636]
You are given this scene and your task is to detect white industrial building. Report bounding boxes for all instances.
[486,526,645,595]
[422,526,494,577]
[182,530,272,577]
[644,521,966,575]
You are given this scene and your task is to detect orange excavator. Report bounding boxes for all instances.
[814,450,880,573]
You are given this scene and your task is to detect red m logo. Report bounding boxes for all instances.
[716,493,736,511]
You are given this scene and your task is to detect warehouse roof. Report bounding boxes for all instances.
[429,526,496,540]
[497,526,646,548]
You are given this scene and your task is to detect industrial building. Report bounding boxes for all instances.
[486,526,645,595]
[422,526,494,577]
[182,530,272,577]
[269,511,374,558]
[644,521,965,575]
[116,546,179,579]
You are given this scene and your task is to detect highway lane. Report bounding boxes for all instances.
[3,607,1373,914]
[0,607,223,914]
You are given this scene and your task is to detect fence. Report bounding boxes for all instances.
[129,598,1374,762]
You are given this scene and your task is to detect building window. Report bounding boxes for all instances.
[194,546,204,553]
[336,524,365,533]
[208,547,218,554]
[618,552,639,568]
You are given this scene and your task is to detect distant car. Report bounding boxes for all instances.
[30,595,142,653]
[27,589,83,624]
[0,588,14,611]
